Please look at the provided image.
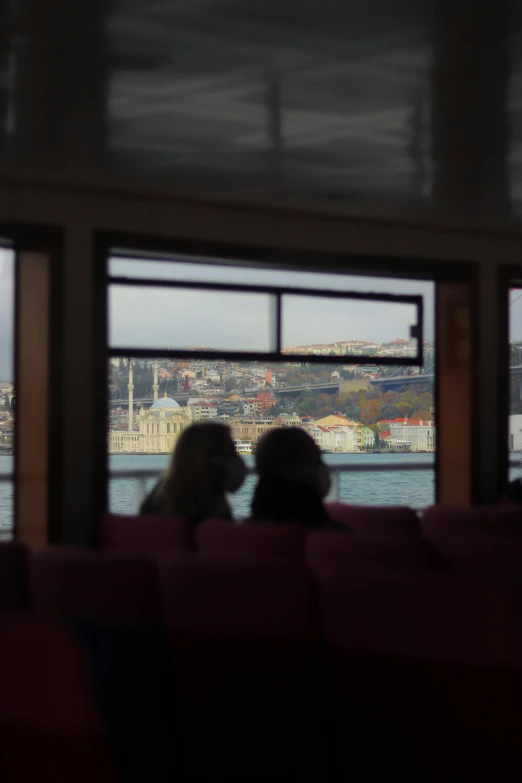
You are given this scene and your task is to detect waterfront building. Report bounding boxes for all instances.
[229,419,279,444]
[305,423,361,453]
[509,414,522,451]
[362,427,376,449]
[108,363,190,453]
[388,419,435,452]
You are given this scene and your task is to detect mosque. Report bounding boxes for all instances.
[108,362,191,454]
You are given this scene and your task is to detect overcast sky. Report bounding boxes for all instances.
[109,257,434,354]
[0,251,442,380]
[0,250,13,381]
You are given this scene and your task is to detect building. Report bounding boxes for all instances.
[188,401,219,421]
[256,392,276,410]
[277,413,302,427]
[305,425,332,451]
[109,364,190,453]
[362,427,376,449]
[509,414,522,451]
[229,419,279,444]
[388,419,435,452]
[314,415,363,449]
[305,423,360,452]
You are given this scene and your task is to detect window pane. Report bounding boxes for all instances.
[0,247,14,538]
[282,295,419,359]
[109,285,272,352]
[108,353,435,515]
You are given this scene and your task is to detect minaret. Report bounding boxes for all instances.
[128,360,134,431]
[153,361,159,402]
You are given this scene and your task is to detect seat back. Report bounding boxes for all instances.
[29,548,161,626]
[446,533,522,614]
[326,502,419,536]
[318,569,515,665]
[99,513,194,555]
[0,542,29,610]
[307,531,444,576]
[0,614,115,782]
[161,556,329,780]
[324,646,522,781]
[420,505,522,548]
[196,518,307,564]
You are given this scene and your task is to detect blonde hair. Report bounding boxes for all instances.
[160,422,236,519]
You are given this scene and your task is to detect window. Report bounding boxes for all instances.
[106,252,435,514]
[0,247,14,539]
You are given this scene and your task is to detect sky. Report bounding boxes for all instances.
[109,257,434,354]
[0,250,14,381]
[510,290,522,340]
[0,250,438,379]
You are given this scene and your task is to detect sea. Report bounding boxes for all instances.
[0,452,441,535]
[109,452,437,517]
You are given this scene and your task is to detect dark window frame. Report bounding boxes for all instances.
[95,230,481,521]
[108,269,425,367]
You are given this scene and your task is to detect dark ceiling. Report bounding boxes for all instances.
[0,0,520,223]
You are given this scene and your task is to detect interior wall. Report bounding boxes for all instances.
[0,182,520,540]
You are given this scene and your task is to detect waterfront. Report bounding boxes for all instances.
[0,453,436,533]
[109,452,435,517]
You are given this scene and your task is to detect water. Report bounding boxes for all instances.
[0,453,436,536]
[109,452,435,517]
[0,455,14,537]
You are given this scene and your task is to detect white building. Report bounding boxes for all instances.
[306,425,332,451]
[509,414,522,451]
[388,419,435,452]
[362,427,375,449]
[305,424,360,453]
[188,402,219,421]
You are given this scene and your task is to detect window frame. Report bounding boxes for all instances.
[108,269,425,367]
[94,230,481,520]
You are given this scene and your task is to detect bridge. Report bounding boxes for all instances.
[108,375,438,407]
[108,381,341,407]
[369,372,434,391]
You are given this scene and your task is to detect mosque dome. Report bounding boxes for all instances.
[151,392,180,409]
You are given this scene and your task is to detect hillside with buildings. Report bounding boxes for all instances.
[108,355,435,454]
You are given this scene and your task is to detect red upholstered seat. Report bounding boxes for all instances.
[318,569,516,665]
[420,505,522,549]
[196,518,307,564]
[99,513,194,555]
[326,502,419,536]
[319,568,521,778]
[0,542,29,610]
[446,533,522,615]
[324,646,522,781]
[307,530,444,575]
[29,548,161,626]
[0,614,116,782]
[161,556,328,780]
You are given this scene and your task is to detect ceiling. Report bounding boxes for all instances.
[0,0,521,225]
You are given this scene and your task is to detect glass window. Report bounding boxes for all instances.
[107,254,435,515]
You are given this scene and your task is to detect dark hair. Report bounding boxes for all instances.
[255,428,320,478]
[161,422,236,517]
